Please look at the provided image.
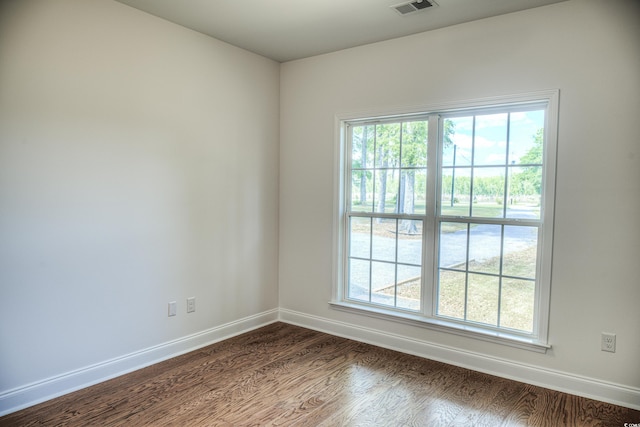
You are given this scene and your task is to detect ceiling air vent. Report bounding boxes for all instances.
[391,0,436,15]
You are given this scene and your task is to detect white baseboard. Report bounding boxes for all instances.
[0,309,279,417]
[278,308,640,411]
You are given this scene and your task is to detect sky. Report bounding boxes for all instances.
[443,109,545,170]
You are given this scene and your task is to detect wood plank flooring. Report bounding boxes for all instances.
[1,322,638,426]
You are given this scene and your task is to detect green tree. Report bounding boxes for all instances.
[351,125,375,208]
[520,128,543,165]
[512,128,543,197]
[375,123,400,215]
[399,119,455,233]
[353,119,455,232]
[399,121,427,233]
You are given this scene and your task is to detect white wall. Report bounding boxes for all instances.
[0,0,279,410]
[280,0,640,407]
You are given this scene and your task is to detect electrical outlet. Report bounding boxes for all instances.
[168,301,177,317]
[601,332,616,353]
[187,297,195,313]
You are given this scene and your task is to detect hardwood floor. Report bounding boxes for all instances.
[2,323,638,426]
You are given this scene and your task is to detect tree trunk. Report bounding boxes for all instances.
[376,144,388,220]
[398,174,405,214]
[401,171,417,234]
[359,126,368,206]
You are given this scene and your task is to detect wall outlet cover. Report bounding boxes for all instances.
[601,332,616,353]
[187,297,195,313]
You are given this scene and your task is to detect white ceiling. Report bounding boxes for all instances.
[114,0,568,63]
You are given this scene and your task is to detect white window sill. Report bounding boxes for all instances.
[329,301,550,354]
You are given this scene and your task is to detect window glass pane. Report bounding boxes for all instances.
[503,226,538,279]
[348,259,370,302]
[372,219,396,262]
[474,113,508,166]
[500,278,535,333]
[374,169,398,214]
[371,261,396,305]
[439,222,468,269]
[412,168,427,215]
[508,110,544,166]
[507,166,542,220]
[397,220,422,265]
[441,167,471,216]
[375,123,400,168]
[437,270,466,319]
[471,167,505,218]
[440,168,453,213]
[396,265,421,311]
[351,125,375,169]
[398,170,425,216]
[349,217,371,259]
[442,117,472,167]
[468,224,501,275]
[467,273,499,326]
[351,170,373,212]
[401,121,428,168]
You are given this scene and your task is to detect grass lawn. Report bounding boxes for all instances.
[378,245,536,332]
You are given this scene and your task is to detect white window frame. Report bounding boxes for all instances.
[331,90,559,353]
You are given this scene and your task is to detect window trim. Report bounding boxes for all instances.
[332,90,559,352]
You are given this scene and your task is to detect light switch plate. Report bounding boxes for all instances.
[168,301,177,317]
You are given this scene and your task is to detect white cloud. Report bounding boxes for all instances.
[451,134,496,149]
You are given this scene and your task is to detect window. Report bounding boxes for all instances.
[333,92,558,351]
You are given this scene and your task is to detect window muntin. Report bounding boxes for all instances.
[347,119,428,311]
[436,109,545,334]
[338,96,556,347]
